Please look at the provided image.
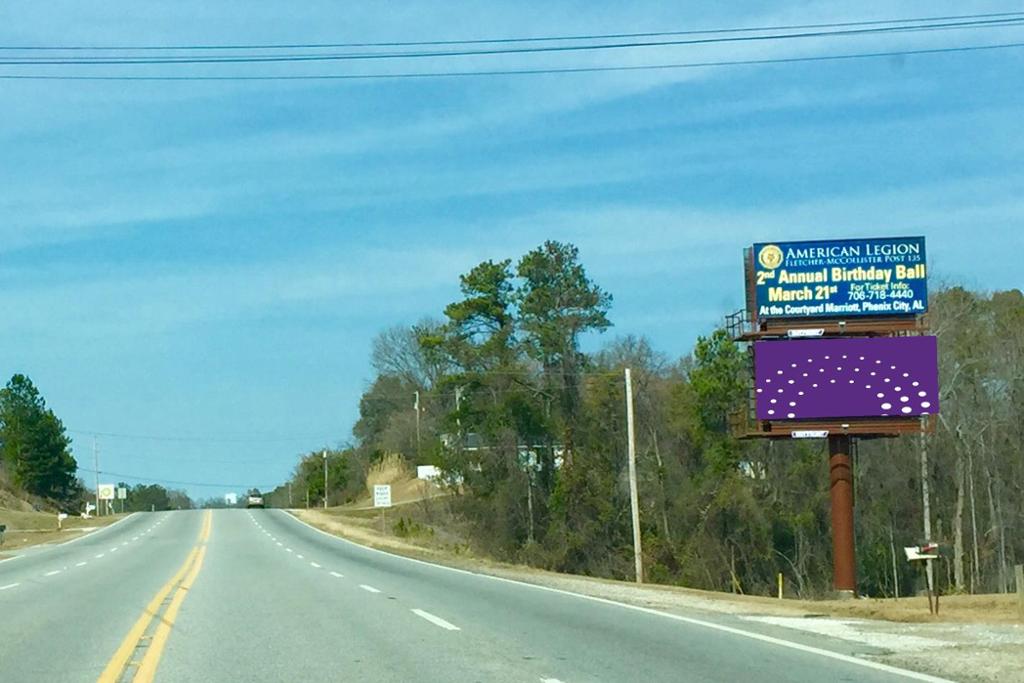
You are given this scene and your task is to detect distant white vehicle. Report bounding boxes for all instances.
[246,489,265,509]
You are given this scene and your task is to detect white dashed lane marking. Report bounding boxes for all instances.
[310,562,321,569]
[44,570,61,577]
[95,553,105,559]
[285,548,293,553]
[75,561,87,567]
[329,571,344,578]
[359,585,381,594]
[411,609,460,631]
[297,554,304,559]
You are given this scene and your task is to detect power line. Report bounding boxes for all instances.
[75,466,277,490]
[3,41,1020,81]
[2,11,1020,51]
[0,18,1020,66]
[67,428,337,443]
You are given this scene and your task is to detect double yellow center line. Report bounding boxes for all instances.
[98,510,213,683]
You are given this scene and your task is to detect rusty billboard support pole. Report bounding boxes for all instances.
[828,434,857,597]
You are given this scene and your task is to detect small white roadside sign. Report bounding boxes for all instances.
[117,487,127,500]
[373,484,392,508]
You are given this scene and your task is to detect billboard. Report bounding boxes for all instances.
[754,336,938,420]
[752,237,927,319]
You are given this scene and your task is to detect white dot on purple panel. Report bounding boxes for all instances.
[776,370,783,375]
[854,368,860,373]
[819,368,825,373]
[918,391,927,397]
[890,365,897,370]
[766,379,772,384]
[902,372,909,378]
[756,388,763,393]
[787,413,795,419]
[870,372,877,376]
[798,391,804,396]
[807,358,813,363]
[767,410,775,415]
[788,380,795,385]
[881,402,892,410]
[824,355,830,360]
[770,399,777,404]
[791,363,797,368]
[836,366,843,371]
[912,381,919,387]
[789,401,796,407]
[877,393,885,398]
[778,389,784,394]
[875,360,882,364]
[894,386,902,392]
[842,355,848,359]
[830,379,836,384]
[884,378,891,383]
[802,372,808,377]
[848,380,855,384]
[921,401,931,408]
[901,406,912,414]
[859,356,865,361]
[812,383,818,388]
[900,396,909,403]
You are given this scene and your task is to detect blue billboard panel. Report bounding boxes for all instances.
[752,237,927,319]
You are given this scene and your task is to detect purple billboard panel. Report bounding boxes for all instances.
[754,337,939,420]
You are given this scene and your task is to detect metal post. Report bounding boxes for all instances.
[1015,564,1024,621]
[828,434,856,597]
[288,482,293,508]
[306,488,309,509]
[624,368,643,584]
[323,450,328,509]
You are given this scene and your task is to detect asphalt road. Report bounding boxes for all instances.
[0,509,951,683]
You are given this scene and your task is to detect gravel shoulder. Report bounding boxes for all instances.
[0,509,127,556]
[293,507,1024,683]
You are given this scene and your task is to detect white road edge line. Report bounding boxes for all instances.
[359,584,381,594]
[280,510,951,683]
[0,583,19,590]
[0,512,139,563]
[329,571,344,578]
[411,608,460,631]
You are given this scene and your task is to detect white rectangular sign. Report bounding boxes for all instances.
[98,483,116,500]
[373,484,392,508]
[416,465,439,481]
[117,487,127,500]
[791,430,829,439]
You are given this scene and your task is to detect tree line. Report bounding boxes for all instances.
[283,241,1022,597]
[0,374,195,513]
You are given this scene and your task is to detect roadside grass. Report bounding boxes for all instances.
[0,508,127,555]
[292,504,1021,626]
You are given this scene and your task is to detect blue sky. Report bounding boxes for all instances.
[1,2,1021,500]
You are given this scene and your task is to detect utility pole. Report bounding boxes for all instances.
[414,390,422,458]
[323,450,328,509]
[920,420,935,598]
[288,482,293,508]
[624,368,643,583]
[93,436,100,518]
[305,488,310,509]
